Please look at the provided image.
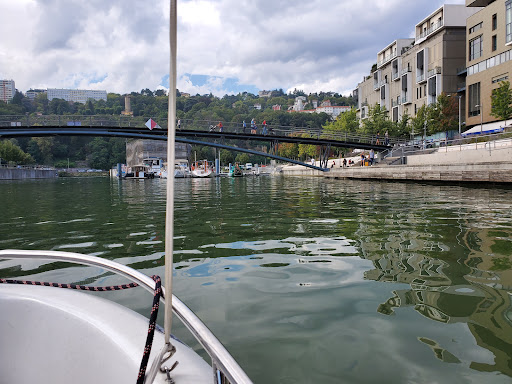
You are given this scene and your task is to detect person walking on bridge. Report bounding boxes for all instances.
[217,121,223,132]
[262,120,267,135]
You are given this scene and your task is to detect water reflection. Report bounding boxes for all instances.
[1,177,512,383]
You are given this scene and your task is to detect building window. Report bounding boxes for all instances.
[492,35,497,51]
[468,82,481,117]
[493,14,497,30]
[469,35,483,61]
[507,1,512,43]
[469,22,483,34]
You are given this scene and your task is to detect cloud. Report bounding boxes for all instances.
[1,0,466,96]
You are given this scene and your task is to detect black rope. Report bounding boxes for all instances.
[1,275,163,384]
[137,275,162,384]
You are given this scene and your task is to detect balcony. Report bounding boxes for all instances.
[416,19,444,41]
[427,67,441,78]
[417,73,426,83]
[457,82,466,92]
[456,67,467,76]
[392,71,400,81]
[466,0,495,7]
[400,67,412,76]
[401,94,412,105]
[377,51,398,68]
[391,99,401,108]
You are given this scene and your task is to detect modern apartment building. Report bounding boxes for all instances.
[465,0,512,128]
[0,79,16,103]
[47,88,107,104]
[355,5,479,127]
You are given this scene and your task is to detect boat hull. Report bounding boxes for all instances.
[0,284,212,384]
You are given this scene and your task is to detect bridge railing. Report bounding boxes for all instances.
[0,115,406,146]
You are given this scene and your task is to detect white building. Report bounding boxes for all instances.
[25,89,47,101]
[293,96,307,111]
[316,105,351,118]
[258,90,272,98]
[0,80,16,103]
[47,88,107,104]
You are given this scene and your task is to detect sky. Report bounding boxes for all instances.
[0,0,467,97]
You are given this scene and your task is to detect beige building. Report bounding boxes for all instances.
[465,0,512,129]
[356,5,479,128]
[126,140,190,167]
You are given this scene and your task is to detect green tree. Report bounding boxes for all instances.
[491,81,512,123]
[0,140,34,164]
[323,108,358,133]
[235,153,250,164]
[361,104,393,135]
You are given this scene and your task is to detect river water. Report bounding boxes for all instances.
[1,176,512,384]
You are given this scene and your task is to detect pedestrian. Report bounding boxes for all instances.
[376,132,380,145]
[360,153,365,166]
[262,120,267,135]
[243,120,247,133]
[343,158,347,168]
[331,160,335,168]
[251,118,256,134]
[385,130,389,146]
[177,119,181,130]
[369,149,375,165]
[217,121,223,132]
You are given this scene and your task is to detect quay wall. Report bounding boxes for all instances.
[407,146,512,166]
[282,163,512,183]
[0,168,58,180]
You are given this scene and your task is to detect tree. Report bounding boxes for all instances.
[0,140,34,164]
[491,81,512,123]
[235,153,250,164]
[361,104,393,135]
[323,108,358,134]
[219,149,234,165]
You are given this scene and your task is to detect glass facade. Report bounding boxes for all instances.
[507,0,512,43]
[469,35,483,61]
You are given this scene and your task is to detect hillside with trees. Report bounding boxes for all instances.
[0,89,356,168]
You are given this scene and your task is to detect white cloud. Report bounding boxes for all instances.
[1,0,467,96]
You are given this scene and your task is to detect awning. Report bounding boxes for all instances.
[461,120,508,137]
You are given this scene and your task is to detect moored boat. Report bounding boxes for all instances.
[191,160,213,178]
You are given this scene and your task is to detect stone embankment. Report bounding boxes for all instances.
[0,167,58,180]
[282,144,512,183]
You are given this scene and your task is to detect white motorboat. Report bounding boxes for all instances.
[0,2,252,383]
[143,157,165,176]
[126,164,156,179]
[191,160,213,178]
[174,159,191,178]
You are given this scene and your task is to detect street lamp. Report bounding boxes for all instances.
[475,104,483,135]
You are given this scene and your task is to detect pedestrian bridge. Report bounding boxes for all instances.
[0,115,398,170]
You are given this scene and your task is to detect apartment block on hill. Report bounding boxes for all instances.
[47,88,107,104]
[0,79,16,103]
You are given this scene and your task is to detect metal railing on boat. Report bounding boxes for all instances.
[0,249,253,384]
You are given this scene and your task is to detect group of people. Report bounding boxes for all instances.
[375,131,390,146]
[242,118,269,135]
[203,119,271,135]
[360,149,376,166]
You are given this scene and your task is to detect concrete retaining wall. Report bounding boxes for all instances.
[0,168,58,180]
[282,163,512,183]
[407,145,512,166]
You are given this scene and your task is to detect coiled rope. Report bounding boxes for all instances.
[0,275,162,384]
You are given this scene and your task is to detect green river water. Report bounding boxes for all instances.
[1,176,512,384]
